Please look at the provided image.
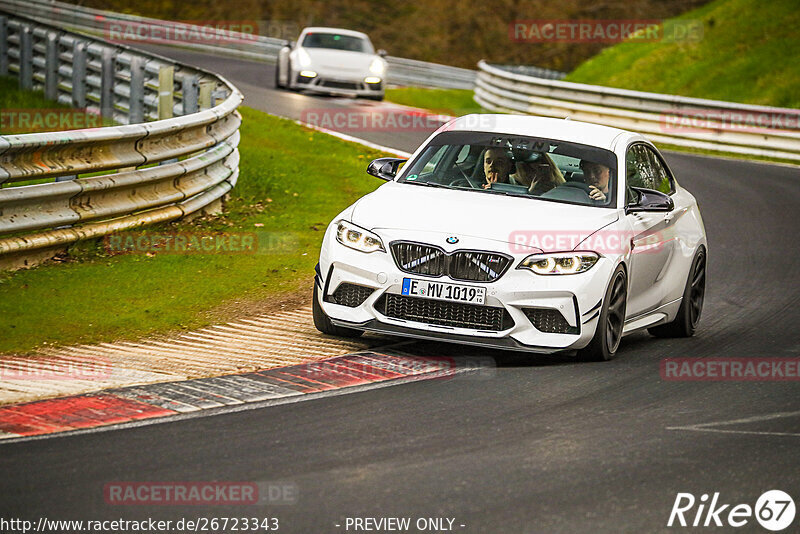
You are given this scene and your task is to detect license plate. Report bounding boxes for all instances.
[401,278,486,305]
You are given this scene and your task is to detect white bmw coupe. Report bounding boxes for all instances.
[314,115,708,361]
[275,27,387,100]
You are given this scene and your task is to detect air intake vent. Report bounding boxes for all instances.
[375,294,513,331]
[326,283,375,308]
[523,307,578,334]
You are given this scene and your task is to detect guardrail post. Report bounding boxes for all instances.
[198,81,214,110]
[72,41,87,108]
[182,75,199,115]
[128,55,145,124]
[0,17,8,76]
[100,48,115,119]
[157,65,174,120]
[19,26,33,90]
[44,33,58,101]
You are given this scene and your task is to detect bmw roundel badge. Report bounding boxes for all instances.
[446,236,459,244]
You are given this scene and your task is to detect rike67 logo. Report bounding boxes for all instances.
[668,490,796,531]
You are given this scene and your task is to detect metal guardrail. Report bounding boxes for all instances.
[0,0,481,90]
[0,11,242,268]
[475,61,800,161]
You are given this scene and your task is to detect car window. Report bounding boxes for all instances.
[301,33,373,53]
[406,145,447,179]
[626,144,674,194]
[398,131,618,208]
[644,147,674,194]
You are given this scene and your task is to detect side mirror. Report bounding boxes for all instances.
[377,49,387,57]
[626,187,674,213]
[367,157,406,181]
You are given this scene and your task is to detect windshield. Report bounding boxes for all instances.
[398,131,618,208]
[301,32,373,53]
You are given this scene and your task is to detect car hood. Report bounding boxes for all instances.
[303,47,376,73]
[351,181,619,252]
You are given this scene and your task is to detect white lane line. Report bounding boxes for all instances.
[667,410,800,437]
[667,428,800,437]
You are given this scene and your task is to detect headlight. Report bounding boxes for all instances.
[369,58,386,75]
[518,252,599,275]
[297,48,312,67]
[336,220,385,253]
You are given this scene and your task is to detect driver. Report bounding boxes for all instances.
[580,160,611,202]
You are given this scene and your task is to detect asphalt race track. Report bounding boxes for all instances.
[1,47,799,533]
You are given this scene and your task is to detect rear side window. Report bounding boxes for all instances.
[626,144,674,194]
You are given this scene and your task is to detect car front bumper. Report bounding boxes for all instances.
[293,71,384,97]
[317,226,616,354]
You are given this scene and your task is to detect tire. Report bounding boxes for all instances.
[577,265,627,362]
[274,62,284,89]
[649,248,706,338]
[365,94,384,101]
[312,284,364,338]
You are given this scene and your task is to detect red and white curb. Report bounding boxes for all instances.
[0,350,481,442]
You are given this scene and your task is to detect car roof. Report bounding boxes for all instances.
[299,27,370,40]
[445,114,643,151]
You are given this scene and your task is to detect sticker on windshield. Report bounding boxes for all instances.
[406,174,418,181]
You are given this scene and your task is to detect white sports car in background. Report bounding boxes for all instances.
[314,115,708,361]
[275,27,387,100]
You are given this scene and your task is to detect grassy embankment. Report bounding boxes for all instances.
[0,100,387,353]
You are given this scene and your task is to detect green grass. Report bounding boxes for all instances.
[386,87,487,116]
[565,0,800,108]
[0,76,111,135]
[0,107,388,354]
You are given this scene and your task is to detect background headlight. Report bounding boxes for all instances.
[519,252,599,275]
[336,220,385,253]
[369,58,386,75]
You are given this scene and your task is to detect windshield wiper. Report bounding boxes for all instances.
[403,181,459,190]
[480,188,520,197]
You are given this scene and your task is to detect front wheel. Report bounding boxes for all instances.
[577,265,627,362]
[274,62,284,89]
[649,248,706,338]
[312,284,364,338]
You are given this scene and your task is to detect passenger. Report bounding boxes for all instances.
[580,160,611,202]
[482,147,513,189]
[513,153,566,194]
